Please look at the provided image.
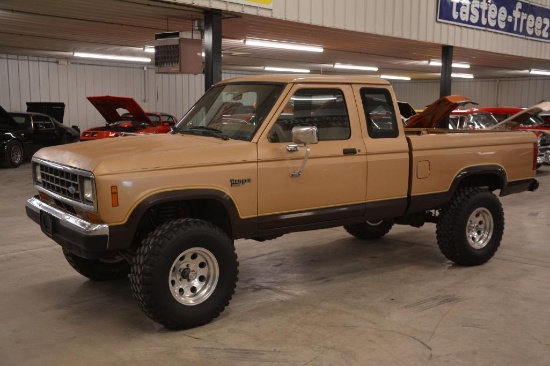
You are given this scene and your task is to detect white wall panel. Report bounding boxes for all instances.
[1,53,546,133]
[392,76,550,109]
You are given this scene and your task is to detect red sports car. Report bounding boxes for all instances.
[80,96,177,141]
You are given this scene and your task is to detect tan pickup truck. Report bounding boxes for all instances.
[26,75,539,329]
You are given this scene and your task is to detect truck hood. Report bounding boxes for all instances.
[87,95,153,125]
[404,95,473,128]
[489,101,550,131]
[33,134,257,176]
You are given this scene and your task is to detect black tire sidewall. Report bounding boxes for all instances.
[455,193,503,259]
[437,188,504,265]
[7,141,23,168]
[134,219,238,329]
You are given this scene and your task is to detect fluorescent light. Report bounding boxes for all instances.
[143,46,155,53]
[334,63,378,72]
[265,66,310,73]
[452,73,474,79]
[380,75,411,80]
[530,69,550,76]
[429,60,470,68]
[74,52,151,63]
[245,39,323,53]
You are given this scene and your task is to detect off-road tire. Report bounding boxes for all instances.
[129,218,238,330]
[62,249,130,281]
[344,220,394,240]
[436,187,504,266]
[3,140,23,168]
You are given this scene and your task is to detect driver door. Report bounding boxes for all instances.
[257,84,367,231]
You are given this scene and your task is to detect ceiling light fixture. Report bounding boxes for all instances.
[265,66,310,73]
[74,52,151,63]
[245,39,323,53]
[451,73,474,79]
[530,69,550,76]
[143,46,155,53]
[380,75,411,80]
[429,60,470,68]
[333,63,378,72]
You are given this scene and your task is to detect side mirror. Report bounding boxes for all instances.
[289,126,318,178]
[292,126,318,145]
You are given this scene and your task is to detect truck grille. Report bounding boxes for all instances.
[32,158,96,212]
[39,164,81,201]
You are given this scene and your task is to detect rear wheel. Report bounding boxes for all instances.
[344,220,394,240]
[130,218,238,330]
[436,187,504,266]
[62,249,130,280]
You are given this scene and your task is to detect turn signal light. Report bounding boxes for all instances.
[86,212,101,224]
[111,185,119,207]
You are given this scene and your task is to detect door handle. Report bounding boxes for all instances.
[343,148,358,155]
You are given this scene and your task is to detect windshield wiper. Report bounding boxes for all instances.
[180,126,230,140]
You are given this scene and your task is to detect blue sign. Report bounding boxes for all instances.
[437,0,550,43]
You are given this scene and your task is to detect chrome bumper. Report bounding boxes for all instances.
[26,196,110,258]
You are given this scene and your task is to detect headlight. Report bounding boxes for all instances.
[34,164,42,184]
[83,179,94,202]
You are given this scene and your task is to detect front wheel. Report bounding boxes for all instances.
[344,220,394,240]
[62,249,130,280]
[436,187,504,266]
[129,218,238,330]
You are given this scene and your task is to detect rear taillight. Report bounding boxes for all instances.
[533,142,539,170]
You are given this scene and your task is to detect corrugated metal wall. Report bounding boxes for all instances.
[391,77,550,108]
[1,53,549,130]
[0,54,253,131]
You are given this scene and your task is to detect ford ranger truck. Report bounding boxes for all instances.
[26,75,539,330]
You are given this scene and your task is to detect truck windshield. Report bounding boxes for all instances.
[174,83,285,141]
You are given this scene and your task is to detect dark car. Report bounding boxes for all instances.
[0,106,79,168]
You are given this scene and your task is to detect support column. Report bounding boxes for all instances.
[440,45,453,97]
[439,45,453,128]
[204,10,222,91]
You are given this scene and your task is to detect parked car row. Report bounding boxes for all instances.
[1,97,177,168]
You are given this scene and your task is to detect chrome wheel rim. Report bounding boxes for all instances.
[11,145,22,164]
[169,247,219,306]
[466,208,493,249]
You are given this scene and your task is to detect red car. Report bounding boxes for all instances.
[491,102,550,166]
[80,96,177,141]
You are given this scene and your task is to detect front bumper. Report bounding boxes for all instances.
[26,196,109,259]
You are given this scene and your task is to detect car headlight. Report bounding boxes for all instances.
[34,164,42,184]
[83,178,94,203]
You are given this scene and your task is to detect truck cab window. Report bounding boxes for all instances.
[268,88,350,143]
[360,88,399,138]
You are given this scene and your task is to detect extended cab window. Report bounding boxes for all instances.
[268,88,350,143]
[360,88,399,138]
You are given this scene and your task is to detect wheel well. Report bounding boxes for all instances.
[134,199,232,247]
[456,173,503,192]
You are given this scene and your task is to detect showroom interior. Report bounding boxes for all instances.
[1,0,550,365]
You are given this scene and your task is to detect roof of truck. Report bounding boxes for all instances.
[219,74,392,85]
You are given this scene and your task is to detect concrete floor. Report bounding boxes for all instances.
[1,162,550,366]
